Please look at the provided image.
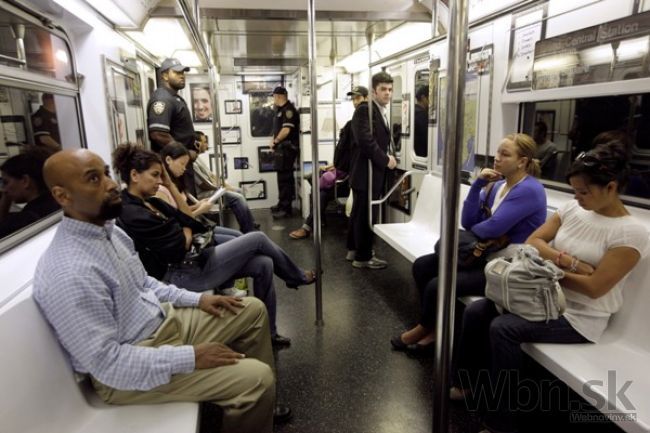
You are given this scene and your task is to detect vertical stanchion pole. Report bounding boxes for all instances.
[433,0,469,431]
[366,27,374,229]
[307,0,323,326]
[208,65,225,226]
[331,22,338,149]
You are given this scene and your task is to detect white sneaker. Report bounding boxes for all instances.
[220,287,247,298]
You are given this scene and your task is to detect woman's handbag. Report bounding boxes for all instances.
[434,230,510,269]
[485,245,566,322]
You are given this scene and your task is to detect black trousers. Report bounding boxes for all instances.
[412,251,486,329]
[276,169,295,212]
[349,188,379,261]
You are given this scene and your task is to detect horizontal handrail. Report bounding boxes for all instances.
[371,170,429,206]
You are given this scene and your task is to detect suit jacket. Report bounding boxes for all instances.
[349,101,391,193]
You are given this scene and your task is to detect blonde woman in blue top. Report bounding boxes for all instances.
[392,133,547,355]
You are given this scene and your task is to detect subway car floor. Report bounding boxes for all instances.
[221,208,621,433]
[233,208,480,433]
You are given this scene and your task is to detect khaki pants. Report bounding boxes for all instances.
[92,297,275,433]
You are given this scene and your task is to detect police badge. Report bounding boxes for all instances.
[153,101,166,115]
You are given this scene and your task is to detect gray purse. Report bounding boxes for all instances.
[485,245,566,322]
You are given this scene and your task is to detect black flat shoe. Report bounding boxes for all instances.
[390,335,410,351]
[273,403,293,424]
[406,342,436,358]
[271,334,292,347]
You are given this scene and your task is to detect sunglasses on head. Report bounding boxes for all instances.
[575,151,613,173]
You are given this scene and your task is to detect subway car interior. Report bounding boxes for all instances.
[1,0,650,432]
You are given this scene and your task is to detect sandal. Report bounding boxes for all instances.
[289,228,310,239]
[286,269,318,290]
[303,269,317,284]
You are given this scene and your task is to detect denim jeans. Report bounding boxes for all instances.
[165,231,307,336]
[213,226,242,245]
[224,190,256,233]
[454,298,588,433]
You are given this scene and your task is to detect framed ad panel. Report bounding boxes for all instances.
[257,146,276,172]
[224,99,243,114]
[239,180,267,200]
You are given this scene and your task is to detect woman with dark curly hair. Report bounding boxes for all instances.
[112,144,316,347]
[453,139,648,433]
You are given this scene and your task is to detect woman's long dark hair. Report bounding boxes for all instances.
[112,143,161,185]
[160,141,190,193]
[566,138,630,191]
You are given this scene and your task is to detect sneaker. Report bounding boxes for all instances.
[272,209,292,219]
[345,250,356,261]
[352,256,388,269]
[220,287,247,298]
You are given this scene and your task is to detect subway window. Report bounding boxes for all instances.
[520,95,650,203]
[0,9,74,83]
[0,4,83,252]
[249,92,274,137]
[413,69,430,158]
[390,75,403,153]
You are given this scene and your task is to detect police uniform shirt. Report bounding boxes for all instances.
[272,101,299,145]
[31,106,61,144]
[147,87,194,151]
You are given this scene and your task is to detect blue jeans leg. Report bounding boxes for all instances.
[484,312,588,432]
[212,226,243,245]
[165,233,284,335]
[455,299,589,433]
[225,191,256,233]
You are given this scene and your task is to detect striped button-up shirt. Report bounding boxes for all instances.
[33,217,202,391]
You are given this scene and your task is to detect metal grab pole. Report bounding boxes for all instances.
[366,27,374,230]
[307,0,323,326]
[433,0,469,432]
[208,66,226,225]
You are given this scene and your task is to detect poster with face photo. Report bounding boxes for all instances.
[191,83,212,123]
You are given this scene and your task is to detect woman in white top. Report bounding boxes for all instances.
[452,140,648,433]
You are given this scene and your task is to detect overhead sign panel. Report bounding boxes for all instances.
[533,11,650,90]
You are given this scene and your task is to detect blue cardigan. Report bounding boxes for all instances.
[461,176,547,243]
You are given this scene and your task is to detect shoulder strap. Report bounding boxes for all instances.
[480,181,497,218]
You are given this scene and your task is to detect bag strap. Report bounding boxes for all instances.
[480,181,497,218]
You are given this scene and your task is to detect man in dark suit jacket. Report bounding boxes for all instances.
[348,72,397,269]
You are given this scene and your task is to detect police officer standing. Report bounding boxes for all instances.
[32,93,61,151]
[270,86,300,218]
[147,58,197,195]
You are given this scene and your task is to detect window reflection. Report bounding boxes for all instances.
[413,70,430,158]
[390,76,403,153]
[0,87,82,242]
[0,146,59,238]
[0,8,74,82]
[521,95,650,201]
[249,93,274,137]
